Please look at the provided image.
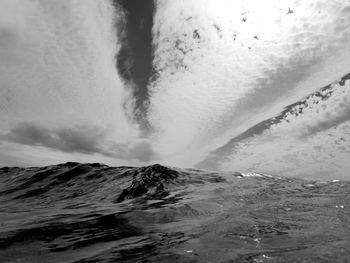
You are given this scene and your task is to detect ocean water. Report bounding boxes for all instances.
[0,163,349,262]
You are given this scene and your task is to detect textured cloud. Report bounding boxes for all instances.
[147,0,350,168]
[216,76,350,180]
[198,73,350,169]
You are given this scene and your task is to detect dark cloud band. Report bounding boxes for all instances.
[114,0,155,127]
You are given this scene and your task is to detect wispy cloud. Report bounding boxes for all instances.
[0,0,138,145]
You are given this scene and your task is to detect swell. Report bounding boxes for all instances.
[0,213,141,252]
[1,163,350,262]
[0,162,227,259]
[0,163,229,205]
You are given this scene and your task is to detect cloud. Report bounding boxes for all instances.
[147,0,350,167]
[198,73,350,170]
[214,76,350,180]
[1,123,107,154]
[0,0,138,143]
[0,123,158,163]
[114,0,155,124]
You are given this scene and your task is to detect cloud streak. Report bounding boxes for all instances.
[215,75,350,180]
[198,73,350,170]
[114,0,155,126]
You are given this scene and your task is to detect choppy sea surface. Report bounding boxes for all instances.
[0,162,349,263]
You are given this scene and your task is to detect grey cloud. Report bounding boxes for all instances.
[303,106,350,137]
[0,123,106,155]
[0,122,158,163]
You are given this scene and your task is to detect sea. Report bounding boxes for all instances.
[0,162,349,262]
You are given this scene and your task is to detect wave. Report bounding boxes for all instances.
[1,163,350,262]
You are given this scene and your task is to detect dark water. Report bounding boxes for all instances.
[0,163,349,262]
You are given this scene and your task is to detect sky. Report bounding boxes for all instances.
[0,0,350,180]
